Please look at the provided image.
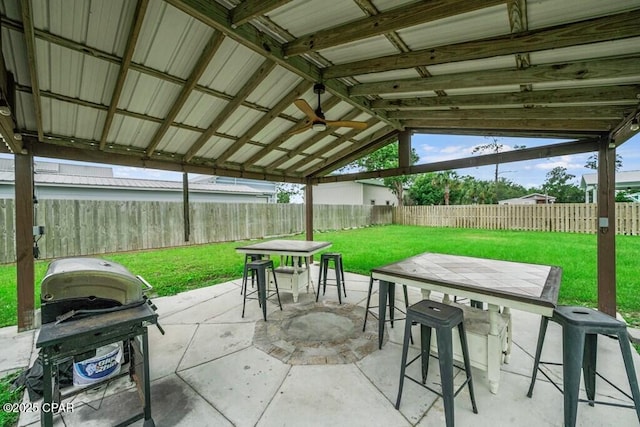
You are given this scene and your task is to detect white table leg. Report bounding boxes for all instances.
[503,306,512,363]
[487,303,501,394]
[421,289,431,300]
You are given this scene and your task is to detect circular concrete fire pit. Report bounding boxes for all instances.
[253,299,383,365]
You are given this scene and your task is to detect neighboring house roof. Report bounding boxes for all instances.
[581,170,640,189]
[0,172,266,195]
[354,179,387,187]
[499,193,556,204]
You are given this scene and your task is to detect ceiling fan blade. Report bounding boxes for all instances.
[325,120,368,130]
[287,122,313,135]
[293,99,320,121]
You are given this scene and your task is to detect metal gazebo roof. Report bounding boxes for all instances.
[0,0,638,183]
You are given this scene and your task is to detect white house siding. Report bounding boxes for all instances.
[363,184,396,206]
[312,181,396,206]
[312,181,364,205]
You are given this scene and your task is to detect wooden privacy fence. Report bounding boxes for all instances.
[1,199,638,265]
[0,199,392,264]
[394,203,640,235]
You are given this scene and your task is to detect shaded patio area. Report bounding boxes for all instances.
[3,266,640,427]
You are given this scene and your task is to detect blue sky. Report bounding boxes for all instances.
[1,133,638,188]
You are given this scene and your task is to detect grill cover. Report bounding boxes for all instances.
[41,258,145,323]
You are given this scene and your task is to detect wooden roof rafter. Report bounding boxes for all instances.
[185,59,277,163]
[165,0,399,130]
[146,31,226,156]
[282,0,504,58]
[19,0,42,142]
[324,9,640,79]
[285,117,379,174]
[98,0,149,151]
[241,96,343,167]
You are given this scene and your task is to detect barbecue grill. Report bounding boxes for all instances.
[36,257,162,426]
[40,257,153,324]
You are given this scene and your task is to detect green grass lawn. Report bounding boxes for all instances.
[0,225,638,328]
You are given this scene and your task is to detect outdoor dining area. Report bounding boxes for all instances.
[3,244,640,427]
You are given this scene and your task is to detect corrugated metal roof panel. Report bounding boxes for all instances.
[266,0,364,37]
[254,149,284,167]
[157,126,202,154]
[177,92,228,128]
[397,4,509,51]
[245,67,302,107]
[2,27,31,87]
[198,38,265,94]
[226,143,262,163]
[217,106,265,136]
[371,0,419,11]
[134,0,214,79]
[254,118,292,145]
[530,38,640,66]
[196,136,234,159]
[527,0,640,30]
[320,35,398,65]
[108,115,159,149]
[119,70,182,117]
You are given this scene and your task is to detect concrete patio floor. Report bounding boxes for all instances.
[3,266,640,427]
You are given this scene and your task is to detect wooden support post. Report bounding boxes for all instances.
[305,177,313,241]
[398,130,411,168]
[15,153,35,331]
[182,172,190,242]
[597,138,616,317]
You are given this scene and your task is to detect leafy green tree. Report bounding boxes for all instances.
[584,153,623,171]
[615,191,634,202]
[459,176,493,204]
[351,142,419,207]
[408,173,445,205]
[541,167,583,203]
[276,183,301,203]
[431,171,459,205]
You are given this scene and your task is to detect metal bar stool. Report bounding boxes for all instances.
[316,252,346,304]
[241,259,282,321]
[396,299,478,427]
[362,275,413,345]
[241,253,264,294]
[527,306,640,427]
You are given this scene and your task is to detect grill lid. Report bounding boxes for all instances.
[41,258,144,305]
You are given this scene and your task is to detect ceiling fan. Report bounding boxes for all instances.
[290,83,368,134]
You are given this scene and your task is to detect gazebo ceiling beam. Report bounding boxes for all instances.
[325,9,640,79]
[283,0,503,57]
[315,138,601,184]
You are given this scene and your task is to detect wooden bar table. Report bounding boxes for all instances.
[372,252,562,394]
[236,240,331,302]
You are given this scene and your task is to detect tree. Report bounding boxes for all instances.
[408,173,445,205]
[472,137,526,202]
[541,167,583,203]
[276,183,301,203]
[584,153,623,171]
[351,142,419,207]
[431,171,459,205]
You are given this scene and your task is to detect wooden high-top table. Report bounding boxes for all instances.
[372,252,562,394]
[236,240,331,302]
